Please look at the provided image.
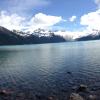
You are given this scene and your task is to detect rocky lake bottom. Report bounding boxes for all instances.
[0,41,100,100]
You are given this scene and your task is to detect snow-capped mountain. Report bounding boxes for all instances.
[76,29,100,41]
[0,26,100,45]
[0,26,66,45]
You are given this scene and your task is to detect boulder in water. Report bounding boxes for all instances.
[88,95,97,100]
[69,93,84,100]
[77,84,88,92]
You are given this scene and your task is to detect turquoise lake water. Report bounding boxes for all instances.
[0,40,100,99]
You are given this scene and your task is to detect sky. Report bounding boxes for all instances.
[0,0,100,38]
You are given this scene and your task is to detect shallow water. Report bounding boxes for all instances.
[0,40,100,99]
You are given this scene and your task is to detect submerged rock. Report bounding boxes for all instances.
[48,96,54,100]
[35,94,47,100]
[69,93,84,100]
[67,71,72,74]
[77,84,88,92]
[48,96,58,100]
[88,95,97,100]
[0,90,12,96]
[72,86,77,91]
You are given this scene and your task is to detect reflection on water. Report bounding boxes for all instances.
[0,41,100,99]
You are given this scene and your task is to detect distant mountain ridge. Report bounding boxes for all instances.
[0,26,100,45]
[0,26,24,45]
[0,26,66,45]
[76,30,100,41]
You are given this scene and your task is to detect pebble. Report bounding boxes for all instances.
[88,95,97,100]
[0,89,12,96]
[69,93,84,100]
[67,72,72,74]
[77,84,88,92]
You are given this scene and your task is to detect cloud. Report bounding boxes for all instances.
[54,9,100,39]
[26,13,64,32]
[0,10,97,39]
[1,9,100,39]
[0,11,25,30]
[94,0,100,8]
[2,0,50,13]
[0,11,64,32]
[0,11,80,39]
[69,16,77,22]
[80,9,100,31]
[54,30,87,40]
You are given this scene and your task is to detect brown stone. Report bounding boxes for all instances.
[77,84,88,92]
[0,89,13,96]
[88,95,97,100]
[69,93,84,100]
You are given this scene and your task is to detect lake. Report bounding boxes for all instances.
[0,40,100,100]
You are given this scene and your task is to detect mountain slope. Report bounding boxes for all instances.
[0,26,66,45]
[0,26,25,45]
[76,31,100,41]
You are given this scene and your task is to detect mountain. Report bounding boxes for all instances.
[76,30,100,41]
[0,26,66,45]
[0,26,24,45]
[1,26,100,45]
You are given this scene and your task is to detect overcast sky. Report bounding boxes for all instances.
[0,0,100,37]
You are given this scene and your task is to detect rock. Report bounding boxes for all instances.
[35,94,46,100]
[69,80,74,84]
[88,95,97,100]
[67,71,72,74]
[69,93,84,100]
[77,84,88,92]
[0,90,11,96]
[48,96,54,100]
[72,86,77,91]
[48,96,58,100]
[61,89,68,92]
